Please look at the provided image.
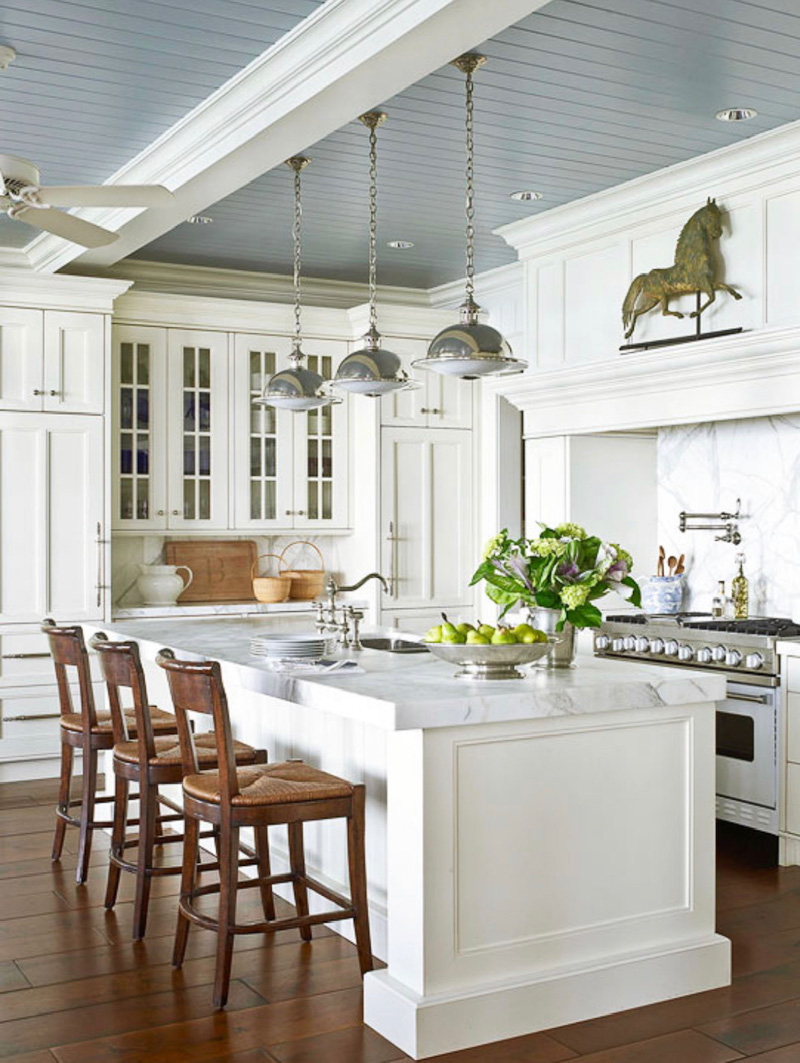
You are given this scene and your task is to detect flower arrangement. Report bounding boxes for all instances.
[471,524,642,630]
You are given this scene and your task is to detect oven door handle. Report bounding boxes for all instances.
[726,692,769,705]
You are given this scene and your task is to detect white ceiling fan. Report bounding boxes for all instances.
[0,153,173,248]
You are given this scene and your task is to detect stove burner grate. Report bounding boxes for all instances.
[682,617,800,637]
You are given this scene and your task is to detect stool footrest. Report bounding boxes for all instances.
[179,893,355,936]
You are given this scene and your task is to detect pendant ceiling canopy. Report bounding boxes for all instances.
[414,54,527,380]
[333,112,417,397]
[255,156,340,412]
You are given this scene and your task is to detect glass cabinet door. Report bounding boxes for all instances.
[293,340,349,530]
[111,325,167,531]
[232,334,293,529]
[166,330,229,530]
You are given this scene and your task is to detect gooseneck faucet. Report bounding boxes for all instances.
[316,573,389,648]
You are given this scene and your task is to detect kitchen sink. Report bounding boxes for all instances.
[360,636,429,654]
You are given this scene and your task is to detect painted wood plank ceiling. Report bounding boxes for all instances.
[0,0,324,248]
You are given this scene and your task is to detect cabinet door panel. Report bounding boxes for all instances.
[381,427,474,610]
[112,325,168,531]
[43,312,105,414]
[380,338,428,427]
[0,417,47,620]
[0,308,44,411]
[167,330,229,530]
[232,334,294,529]
[427,371,473,429]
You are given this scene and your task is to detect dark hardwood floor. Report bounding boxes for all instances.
[2,779,800,1062]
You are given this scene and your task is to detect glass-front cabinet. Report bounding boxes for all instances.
[113,325,349,533]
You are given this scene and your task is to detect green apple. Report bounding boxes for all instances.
[466,630,491,645]
[424,625,443,643]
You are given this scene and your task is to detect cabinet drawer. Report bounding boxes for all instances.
[0,630,54,686]
[0,687,62,761]
[788,692,800,763]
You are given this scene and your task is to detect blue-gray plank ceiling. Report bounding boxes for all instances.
[2,1,800,286]
[0,0,324,247]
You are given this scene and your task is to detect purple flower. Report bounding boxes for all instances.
[557,561,580,583]
[507,554,535,592]
[605,560,628,583]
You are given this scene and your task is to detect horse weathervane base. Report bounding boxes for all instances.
[619,198,744,353]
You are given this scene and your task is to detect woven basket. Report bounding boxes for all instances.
[279,541,325,601]
[251,554,292,604]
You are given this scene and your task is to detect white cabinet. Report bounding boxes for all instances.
[381,427,474,611]
[294,342,349,530]
[0,413,105,622]
[380,338,473,429]
[0,309,105,414]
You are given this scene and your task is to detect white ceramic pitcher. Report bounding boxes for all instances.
[136,564,193,606]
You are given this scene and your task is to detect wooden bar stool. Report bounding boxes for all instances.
[156,649,373,1009]
[91,633,268,940]
[42,619,179,885]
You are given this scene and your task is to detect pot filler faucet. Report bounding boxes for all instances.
[315,573,389,649]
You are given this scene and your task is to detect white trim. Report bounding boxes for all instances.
[428,261,524,309]
[347,303,455,339]
[0,248,31,271]
[0,268,132,312]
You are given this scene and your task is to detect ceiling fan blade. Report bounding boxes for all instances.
[13,206,119,247]
[37,184,173,208]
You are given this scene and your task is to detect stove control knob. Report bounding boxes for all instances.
[712,645,728,663]
[595,635,610,651]
[650,637,665,655]
[623,636,636,651]
[664,639,679,657]
[697,647,713,664]
[726,649,742,667]
[745,652,764,670]
[678,644,694,661]
[634,636,650,653]
[611,638,625,652]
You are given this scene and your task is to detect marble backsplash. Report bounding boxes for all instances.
[657,415,800,619]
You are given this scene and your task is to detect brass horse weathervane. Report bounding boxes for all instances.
[621,198,742,345]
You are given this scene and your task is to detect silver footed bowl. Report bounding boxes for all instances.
[425,638,560,680]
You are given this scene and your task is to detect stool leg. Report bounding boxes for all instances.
[348,786,374,975]
[254,825,276,921]
[104,774,129,910]
[213,823,240,1009]
[288,822,312,942]
[173,814,199,969]
[132,780,158,940]
[51,738,73,862]
[75,742,98,886]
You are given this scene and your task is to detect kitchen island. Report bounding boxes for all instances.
[96,617,730,1060]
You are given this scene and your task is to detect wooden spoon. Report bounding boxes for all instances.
[668,555,677,576]
[675,553,685,575]
[657,545,665,577]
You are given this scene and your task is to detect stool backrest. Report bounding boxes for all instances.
[90,633,155,757]
[156,650,239,798]
[41,619,98,730]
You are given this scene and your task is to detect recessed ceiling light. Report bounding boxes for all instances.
[186,214,214,224]
[387,239,414,249]
[509,190,542,202]
[0,45,16,72]
[716,108,757,122]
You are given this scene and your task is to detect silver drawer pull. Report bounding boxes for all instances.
[1,652,50,660]
[3,713,61,721]
[727,693,768,704]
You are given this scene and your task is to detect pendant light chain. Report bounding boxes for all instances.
[368,119,379,334]
[292,160,303,357]
[464,64,476,303]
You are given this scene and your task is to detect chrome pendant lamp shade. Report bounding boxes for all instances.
[333,112,417,397]
[414,55,526,380]
[255,156,340,412]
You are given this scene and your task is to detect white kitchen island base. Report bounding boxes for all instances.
[96,620,729,1061]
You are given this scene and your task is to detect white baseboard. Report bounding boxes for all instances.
[364,934,731,1060]
[779,832,800,866]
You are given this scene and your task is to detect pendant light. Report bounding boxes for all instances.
[413,55,527,379]
[255,156,340,411]
[333,112,417,396]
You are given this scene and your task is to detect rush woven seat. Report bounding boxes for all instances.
[113,732,258,767]
[157,649,373,1009]
[183,761,354,806]
[59,706,176,735]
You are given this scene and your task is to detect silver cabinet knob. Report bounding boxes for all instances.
[726,649,742,667]
[712,645,727,662]
[157,509,165,516]
[634,636,650,653]
[296,510,306,516]
[745,652,764,670]
[664,639,679,656]
[171,509,180,516]
[697,647,713,664]
[650,638,665,654]
[678,644,694,661]
[595,634,610,650]
[33,388,43,395]
[285,510,293,515]
[48,389,59,396]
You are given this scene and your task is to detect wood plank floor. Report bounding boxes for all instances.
[2,780,800,1062]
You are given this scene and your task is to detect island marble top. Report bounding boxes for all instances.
[97,617,726,732]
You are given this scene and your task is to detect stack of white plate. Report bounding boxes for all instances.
[250,632,332,661]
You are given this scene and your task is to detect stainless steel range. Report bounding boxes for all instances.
[594,614,800,835]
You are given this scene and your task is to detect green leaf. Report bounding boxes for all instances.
[535,588,561,610]
[621,576,642,608]
[469,560,496,586]
[486,584,521,607]
[565,602,603,629]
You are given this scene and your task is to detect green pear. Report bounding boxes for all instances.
[466,630,491,645]
[456,621,475,636]
[491,626,518,645]
[477,623,495,639]
[424,625,443,644]
[440,613,459,641]
[513,622,537,643]
[443,628,467,644]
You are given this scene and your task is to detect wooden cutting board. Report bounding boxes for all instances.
[164,540,257,603]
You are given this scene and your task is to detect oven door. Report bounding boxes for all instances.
[716,682,777,810]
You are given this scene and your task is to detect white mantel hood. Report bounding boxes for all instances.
[492,324,800,438]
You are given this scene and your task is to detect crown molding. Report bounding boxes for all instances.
[493,325,800,437]
[427,261,523,308]
[347,302,454,339]
[23,0,551,275]
[0,267,132,312]
[496,117,800,262]
[0,248,31,271]
[65,259,432,309]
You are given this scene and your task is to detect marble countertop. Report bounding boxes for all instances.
[97,617,726,732]
[112,598,368,619]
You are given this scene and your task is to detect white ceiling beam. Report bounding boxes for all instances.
[24,0,551,274]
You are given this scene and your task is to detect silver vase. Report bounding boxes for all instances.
[528,607,577,668]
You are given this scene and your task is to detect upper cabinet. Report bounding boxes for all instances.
[0,308,104,414]
[113,325,350,533]
[379,337,473,429]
